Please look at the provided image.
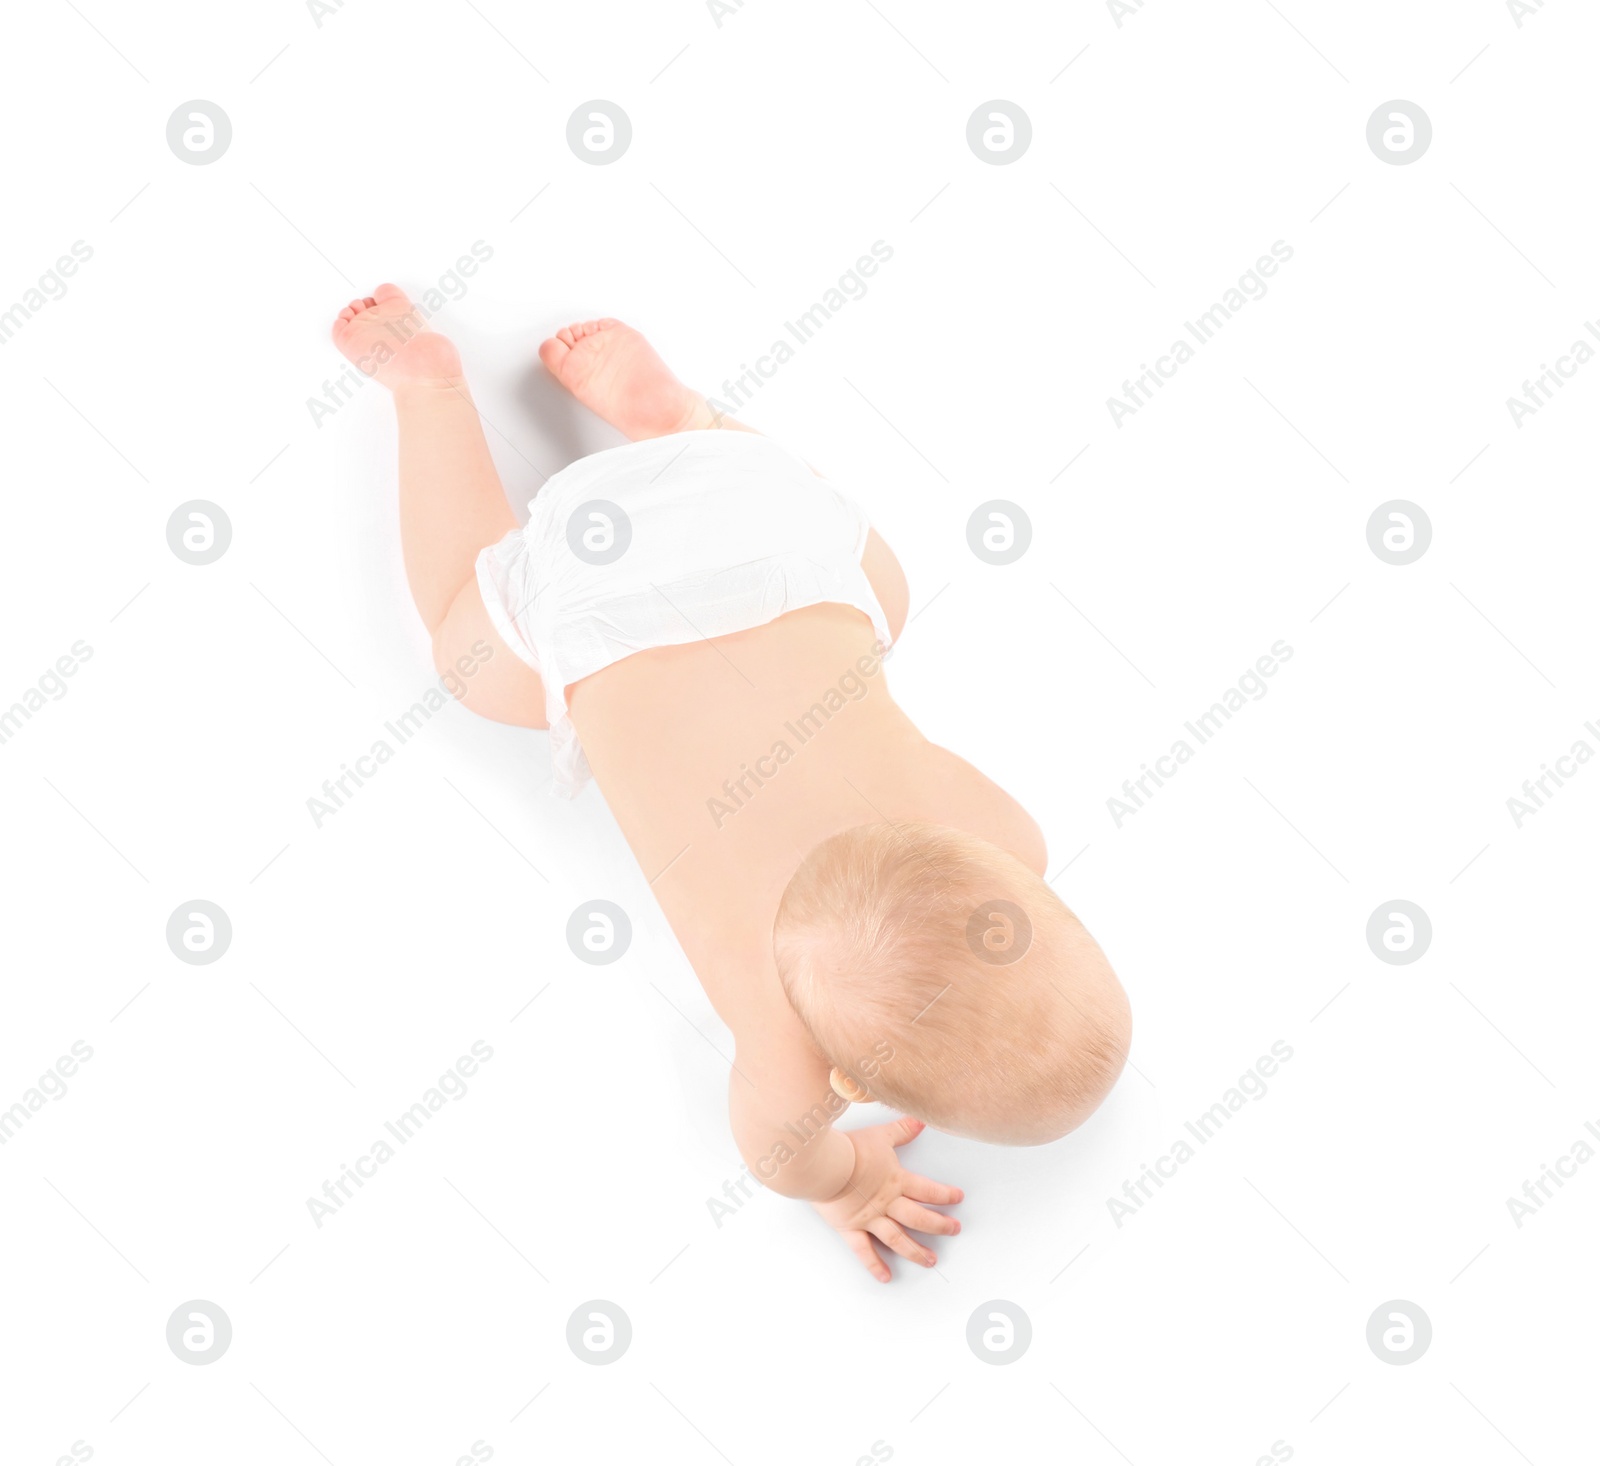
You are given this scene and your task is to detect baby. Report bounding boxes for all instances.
[333,286,1132,1281]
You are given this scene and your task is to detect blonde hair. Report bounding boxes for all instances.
[773,822,1129,1143]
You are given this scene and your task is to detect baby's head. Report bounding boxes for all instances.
[774,822,1130,1145]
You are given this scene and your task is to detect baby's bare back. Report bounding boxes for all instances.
[567,601,1045,1028]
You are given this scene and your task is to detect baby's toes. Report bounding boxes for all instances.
[538,335,571,374]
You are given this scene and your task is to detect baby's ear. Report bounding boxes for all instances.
[829,1068,874,1104]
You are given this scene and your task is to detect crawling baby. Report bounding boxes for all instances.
[333,285,1132,1280]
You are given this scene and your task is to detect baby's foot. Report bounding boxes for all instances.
[332,284,463,389]
[538,319,713,440]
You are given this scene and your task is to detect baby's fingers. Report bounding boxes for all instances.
[842,1229,890,1283]
[887,1196,961,1237]
[868,1217,937,1268]
[902,1171,964,1207]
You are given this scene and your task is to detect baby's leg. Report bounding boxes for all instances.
[333,286,546,727]
[395,382,550,727]
[538,318,758,442]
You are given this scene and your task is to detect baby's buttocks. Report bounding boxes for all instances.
[473,431,889,797]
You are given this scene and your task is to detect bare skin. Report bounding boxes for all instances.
[333,291,1047,1280]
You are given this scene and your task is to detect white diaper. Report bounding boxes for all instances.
[474,430,892,796]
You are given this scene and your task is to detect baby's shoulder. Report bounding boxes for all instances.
[912,743,1048,875]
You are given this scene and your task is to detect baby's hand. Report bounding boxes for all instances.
[812,1118,963,1281]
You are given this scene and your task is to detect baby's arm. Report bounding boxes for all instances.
[728,1006,962,1281]
[727,1012,854,1201]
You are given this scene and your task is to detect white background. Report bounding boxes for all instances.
[2,1,1597,1462]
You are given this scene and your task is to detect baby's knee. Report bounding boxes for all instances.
[430,581,548,729]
